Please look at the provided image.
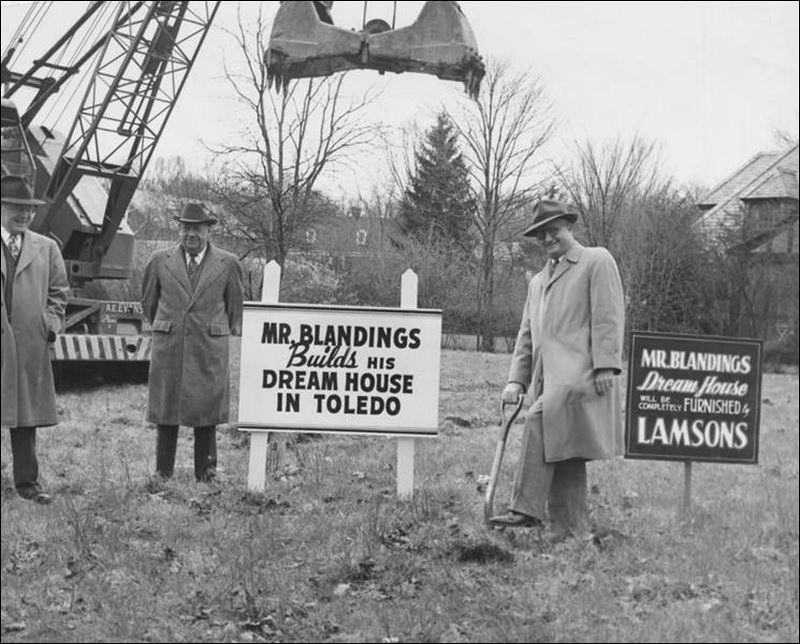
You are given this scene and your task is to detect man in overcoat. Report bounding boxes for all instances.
[1,175,69,504]
[489,199,625,540]
[141,202,243,482]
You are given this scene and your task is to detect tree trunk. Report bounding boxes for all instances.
[476,238,496,352]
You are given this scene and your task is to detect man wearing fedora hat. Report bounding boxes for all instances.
[141,202,243,483]
[1,175,69,505]
[489,199,625,540]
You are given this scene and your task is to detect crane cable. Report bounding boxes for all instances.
[28,2,54,48]
[2,1,37,61]
[2,1,53,64]
[40,1,117,128]
[360,1,398,29]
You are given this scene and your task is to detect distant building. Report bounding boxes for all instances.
[296,204,401,263]
[696,144,798,352]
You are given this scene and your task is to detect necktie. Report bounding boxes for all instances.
[7,234,20,261]
[187,254,200,284]
[549,258,559,278]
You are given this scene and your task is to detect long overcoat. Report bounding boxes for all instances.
[508,243,625,462]
[141,243,243,426]
[1,231,69,427]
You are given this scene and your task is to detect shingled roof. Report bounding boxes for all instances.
[696,144,799,239]
[742,166,799,201]
[698,150,787,209]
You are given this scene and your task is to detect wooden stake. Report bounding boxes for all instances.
[246,260,281,492]
[397,269,418,500]
[682,460,692,517]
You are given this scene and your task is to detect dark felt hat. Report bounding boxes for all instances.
[522,199,578,237]
[1,175,46,206]
[173,202,217,225]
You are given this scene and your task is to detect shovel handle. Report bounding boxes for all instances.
[500,396,525,436]
[484,396,525,525]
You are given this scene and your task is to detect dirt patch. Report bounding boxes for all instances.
[455,540,514,564]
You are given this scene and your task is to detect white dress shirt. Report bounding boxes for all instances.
[184,243,208,267]
[1,226,23,259]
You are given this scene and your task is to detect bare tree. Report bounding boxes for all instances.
[773,126,799,149]
[450,59,555,352]
[621,185,709,334]
[381,122,420,197]
[211,5,380,265]
[555,136,662,249]
[142,156,215,201]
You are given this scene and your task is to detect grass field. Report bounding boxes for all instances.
[1,345,798,643]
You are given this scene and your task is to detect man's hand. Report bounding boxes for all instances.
[502,382,524,404]
[594,368,617,395]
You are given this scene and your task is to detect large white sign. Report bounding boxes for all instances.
[238,303,442,435]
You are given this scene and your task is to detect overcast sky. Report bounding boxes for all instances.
[3,1,798,198]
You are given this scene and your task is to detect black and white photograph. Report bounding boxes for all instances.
[1,2,797,642]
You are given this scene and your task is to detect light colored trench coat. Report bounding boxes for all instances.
[141,243,243,426]
[1,231,69,427]
[508,243,625,461]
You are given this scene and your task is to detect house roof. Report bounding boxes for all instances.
[698,150,788,208]
[696,145,799,238]
[742,165,799,201]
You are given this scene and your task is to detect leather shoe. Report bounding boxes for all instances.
[488,511,542,528]
[17,488,53,505]
[196,469,217,484]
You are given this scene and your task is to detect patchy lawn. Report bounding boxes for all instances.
[1,349,797,642]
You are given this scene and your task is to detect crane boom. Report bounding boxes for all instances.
[2,1,219,364]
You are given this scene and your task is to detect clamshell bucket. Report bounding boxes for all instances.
[265,1,485,98]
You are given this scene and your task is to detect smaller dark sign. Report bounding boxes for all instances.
[625,331,762,464]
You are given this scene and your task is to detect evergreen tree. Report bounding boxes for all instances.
[397,113,476,250]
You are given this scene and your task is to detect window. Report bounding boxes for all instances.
[306,228,317,244]
[355,229,367,246]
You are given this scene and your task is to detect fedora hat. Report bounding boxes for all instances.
[1,175,46,206]
[173,202,217,225]
[522,199,578,237]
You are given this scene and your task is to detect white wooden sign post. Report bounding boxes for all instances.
[241,261,441,498]
[397,269,418,500]
[246,260,282,492]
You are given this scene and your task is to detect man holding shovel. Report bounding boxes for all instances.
[489,199,625,541]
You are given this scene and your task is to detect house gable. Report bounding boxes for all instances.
[698,150,784,209]
[696,145,799,244]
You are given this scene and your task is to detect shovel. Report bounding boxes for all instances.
[483,396,525,526]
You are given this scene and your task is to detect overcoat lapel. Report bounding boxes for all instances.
[164,246,192,295]
[13,233,40,276]
[546,244,583,288]
[188,245,225,307]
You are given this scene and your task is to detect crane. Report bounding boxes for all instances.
[1,0,484,365]
[2,1,220,362]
